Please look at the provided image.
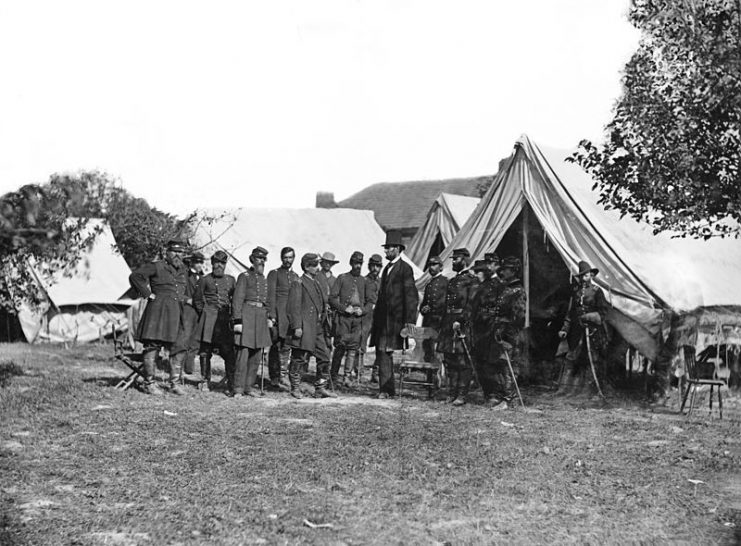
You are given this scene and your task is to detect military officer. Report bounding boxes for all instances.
[355,253,382,384]
[267,247,300,391]
[192,250,236,392]
[129,239,189,395]
[316,251,339,352]
[465,259,506,406]
[231,246,274,397]
[488,256,527,406]
[419,255,447,362]
[173,251,205,377]
[370,231,419,399]
[558,260,610,397]
[329,251,374,387]
[286,253,338,399]
[436,247,479,406]
[485,252,501,278]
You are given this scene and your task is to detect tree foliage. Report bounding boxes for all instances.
[571,0,741,238]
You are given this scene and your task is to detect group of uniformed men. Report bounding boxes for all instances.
[129,231,608,408]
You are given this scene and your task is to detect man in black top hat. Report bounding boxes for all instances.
[370,230,419,398]
[231,246,274,397]
[192,250,236,392]
[437,247,479,406]
[329,251,374,387]
[286,253,338,399]
[558,260,610,397]
[420,255,447,362]
[129,239,189,395]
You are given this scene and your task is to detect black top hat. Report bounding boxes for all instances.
[382,230,405,250]
[575,260,599,277]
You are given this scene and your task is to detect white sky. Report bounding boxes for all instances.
[0,0,639,217]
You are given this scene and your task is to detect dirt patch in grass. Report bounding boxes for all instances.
[1,342,740,544]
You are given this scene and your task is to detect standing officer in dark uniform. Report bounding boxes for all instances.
[286,253,338,399]
[436,248,479,406]
[192,250,236,392]
[129,239,189,395]
[485,252,500,279]
[329,251,374,387]
[370,231,419,399]
[231,247,274,397]
[173,251,205,377]
[558,260,610,397]
[419,255,447,362]
[489,256,527,406]
[356,253,382,383]
[465,259,505,406]
[267,247,299,391]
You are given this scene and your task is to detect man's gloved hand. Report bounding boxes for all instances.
[353,308,363,317]
[147,294,156,301]
[294,328,303,338]
[233,324,243,334]
[558,330,567,339]
[267,318,275,328]
[452,321,461,332]
[345,306,355,314]
[421,305,430,314]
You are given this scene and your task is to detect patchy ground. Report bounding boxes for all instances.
[1,343,740,545]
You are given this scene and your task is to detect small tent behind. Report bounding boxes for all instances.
[405,193,481,268]
[419,135,741,366]
[17,219,135,343]
[191,208,422,278]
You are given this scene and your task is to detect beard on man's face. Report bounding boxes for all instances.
[253,263,265,275]
[452,260,465,272]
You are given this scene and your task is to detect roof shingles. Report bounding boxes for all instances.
[337,177,487,231]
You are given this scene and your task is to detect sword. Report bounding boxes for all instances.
[501,342,525,407]
[584,326,605,400]
[454,325,482,389]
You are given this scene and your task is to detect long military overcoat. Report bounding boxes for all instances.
[193,273,236,345]
[267,266,300,339]
[286,274,325,353]
[129,259,187,343]
[436,270,479,354]
[232,268,272,349]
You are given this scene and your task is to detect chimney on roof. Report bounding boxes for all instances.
[316,191,337,208]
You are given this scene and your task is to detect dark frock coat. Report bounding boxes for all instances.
[561,283,610,359]
[286,274,326,353]
[193,273,236,344]
[329,271,374,346]
[129,259,187,343]
[267,266,300,339]
[232,268,272,349]
[370,259,419,351]
[465,276,504,362]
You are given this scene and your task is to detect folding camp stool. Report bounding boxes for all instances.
[112,326,146,390]
[398,324,440,399]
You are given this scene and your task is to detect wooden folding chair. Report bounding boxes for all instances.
[679,345,725,419]
[399,324,440,399]
[112,326,146,391]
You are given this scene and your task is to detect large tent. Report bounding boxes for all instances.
[17,219,135,343]
[405,192,481,268]
[419,135,741,363]
[191,208,422,278]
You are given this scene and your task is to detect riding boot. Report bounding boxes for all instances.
[344,349,357,387]
[446,369,459,403]
[289,371,303,399]
[199,353,211,392]
[168,351,186,395]
[141,349,163,395]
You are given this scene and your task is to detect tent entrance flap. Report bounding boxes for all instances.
[493,203,572,363]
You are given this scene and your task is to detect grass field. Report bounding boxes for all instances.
[1,343,740,545]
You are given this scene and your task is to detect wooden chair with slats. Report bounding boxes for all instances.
[679,345,725,419]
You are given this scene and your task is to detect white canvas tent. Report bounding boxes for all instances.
[191,208,423,278]
[419,135,741,361]
[405,193,480,268]
[18,219,135,343]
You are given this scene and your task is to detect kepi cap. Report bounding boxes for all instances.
[368,254,383,265]
[452,247,470,258]
[251,246,268,259]
[350,251,364,264]
[211,250,228,263]
[472,259,489,272]
[167,239,188,252]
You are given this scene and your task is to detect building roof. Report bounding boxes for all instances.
[337,177,487,231]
